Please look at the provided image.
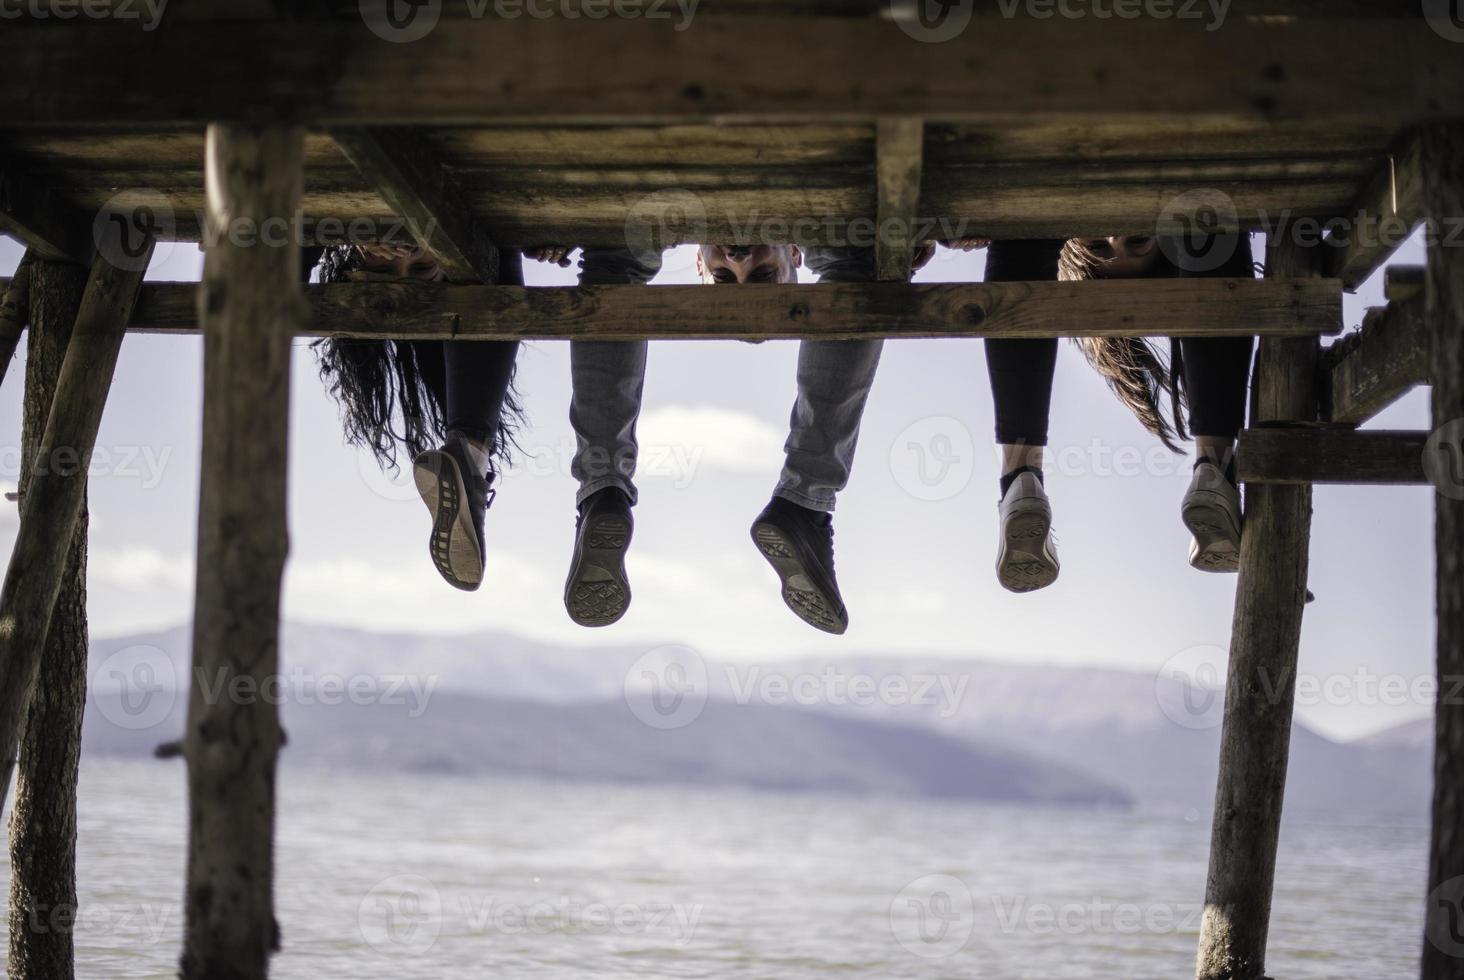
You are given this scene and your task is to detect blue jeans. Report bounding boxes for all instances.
[568,246,885,512]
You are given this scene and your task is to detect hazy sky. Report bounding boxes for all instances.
[0,232,1435,740]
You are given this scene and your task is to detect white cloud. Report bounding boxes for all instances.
[636,404,783,478]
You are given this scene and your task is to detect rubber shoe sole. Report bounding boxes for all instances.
[996,508,1059,594]
[413,450,484,592]
[1183,493,1242,573]
[564,512,632,628]
[751,521,848,635]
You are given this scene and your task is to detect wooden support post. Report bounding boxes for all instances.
[6,259,91,980]
[1419,123,1464,980]
[1195,239,1321,980]
[874,117,923,282]
[0,237,151,810]
[180,124,303,980]
[0,250,36,390]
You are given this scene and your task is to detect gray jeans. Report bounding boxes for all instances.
[568,246,884,512]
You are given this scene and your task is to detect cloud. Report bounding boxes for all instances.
[636,404,784,478]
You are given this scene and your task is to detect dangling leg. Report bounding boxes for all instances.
[1179,333,1256,572]
[985,239,1065,593]
[564,246,661,627]
[413,252,524,591]
[752,245,883,636]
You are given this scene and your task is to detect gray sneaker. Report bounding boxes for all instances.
[412,434,492,592]
[996,472,1059,593]
[1182,460,1242,572]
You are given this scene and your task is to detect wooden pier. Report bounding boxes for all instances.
[0,3,1460,978]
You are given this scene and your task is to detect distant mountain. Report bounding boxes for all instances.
[82,622,1431,821]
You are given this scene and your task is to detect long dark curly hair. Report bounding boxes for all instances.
[310,246,524,471]
[1058,235,1256,452]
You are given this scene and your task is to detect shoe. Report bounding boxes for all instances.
[996,472,1059,593]
[564,487,634,627]
[750,496,848,635]
[412,434,492,592]
[1183,460,1243,572]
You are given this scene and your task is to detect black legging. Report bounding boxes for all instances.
[301,245,522,446]
[983,238,1256,445]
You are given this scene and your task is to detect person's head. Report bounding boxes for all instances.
[1058,235,1167,282]
[695,244,802,284]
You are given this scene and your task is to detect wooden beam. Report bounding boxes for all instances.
[1237,427,1428,484]
[7,258,92,979]
[1195,239,1320,980]
[1386,264,1425,303]
[181,125,303,980]
[4,276,1338,342]
[1420,122,1464,980]
[0,160,95,264]
[329,128,499,282]
[1324,134,1424,291]
[874,117,923,282]
[0,230,152,809]
[1324,295,1430,425]
[0,251,36,391]
[2,17,1461,127]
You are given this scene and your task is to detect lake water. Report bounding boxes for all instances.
[1,759,1428,979]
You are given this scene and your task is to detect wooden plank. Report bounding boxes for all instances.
[1237,427,1428,484]
[181,125,303,980]
[1324,295,1430,425]
[0,159,95,264]
[17,276,1341,341]
[1324,133,1424,291]
[0,231,152,809]
[1195,238,1320,980]
[329,127,499,281]
[1420,122,1464,980]
[874,117,923,281]
[2,17,1461,127]
[1386,264,1426,303]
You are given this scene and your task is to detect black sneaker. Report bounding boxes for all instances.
[564,487,634,627]
[750,496,848,635]
[412,434,492,592]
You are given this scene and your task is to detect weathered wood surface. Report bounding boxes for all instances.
[0,234,151,810]
[1385,264,1426,303]
[1,16,1460,127]
[1237,427,1428,485]
[0,276,1338,342]
[1324,295,1430,425]
[874,118,923,282]
[1420,123,1464,980]
[330,127,500,281]
[1195,239,1320,980]
[0,251,36,390]
[6,260,90,980]
[181,124,303,980]
[1324,133,1424,291]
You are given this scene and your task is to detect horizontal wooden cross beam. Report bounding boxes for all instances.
[2,16,1461,127]
[1237,427,1429,484]
[0,277,1339,341]
[1324,294,1430,425]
